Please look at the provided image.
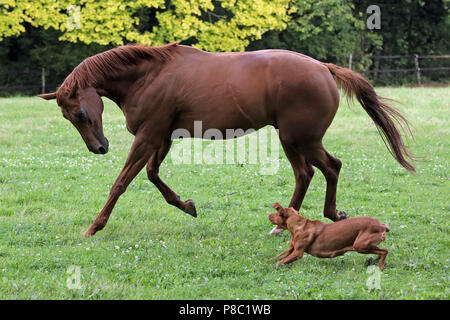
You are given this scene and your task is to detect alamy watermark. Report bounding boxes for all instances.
[169,121,280,175]
[67,5,81,30]
[66,265,82,290]
[366,265,382,290]
[366,5,381,30]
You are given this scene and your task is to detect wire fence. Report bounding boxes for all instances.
[349,54,450,85]
[0,53,449,95]
[0,67,58,94]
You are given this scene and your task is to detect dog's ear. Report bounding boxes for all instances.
[272,202,283,211]
[272,202,289,218]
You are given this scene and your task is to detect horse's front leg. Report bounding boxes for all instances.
[146,140,197,217]
[83,135,153,236]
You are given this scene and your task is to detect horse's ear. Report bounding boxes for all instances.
[37,92,57,100]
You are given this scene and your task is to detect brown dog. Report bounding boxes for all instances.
[269,203,390,269]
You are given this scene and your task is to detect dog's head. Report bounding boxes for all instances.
[268,202,294,231]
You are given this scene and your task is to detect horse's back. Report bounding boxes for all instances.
[228,49,340,141]
[169,47,340,139]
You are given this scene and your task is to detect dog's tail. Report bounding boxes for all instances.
[323,63,415,173]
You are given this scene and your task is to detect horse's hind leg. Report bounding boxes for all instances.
[146,140,197,217]
[269,140,314,235]
[280,141,315,210]
[308,145,346,221]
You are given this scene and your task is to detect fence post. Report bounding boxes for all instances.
[374,59,379,81]
[41,67,46,94]
[414,54,421,85]
[348,53,353,70]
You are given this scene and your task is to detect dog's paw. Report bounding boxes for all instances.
[364,256,376,267]
[269,255,281,262]
[275,261,284,267]
[269,226,284,235]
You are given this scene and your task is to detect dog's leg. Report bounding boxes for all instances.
[270,242,294,261]
[276,250,304,266]
[276,238,307,265]
[372,248,388,270]
[355,247,388,270]
[353,232,388,269]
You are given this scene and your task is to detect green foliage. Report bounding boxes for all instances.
[248,0,382,67]
[0,0,449,92]
[0,27,112,96]
[249,0,449,84]
[352,0,450,85]
[0,0,62,39]
[0,0,291,51]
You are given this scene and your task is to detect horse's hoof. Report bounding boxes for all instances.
[183,199,197,217]
[82,229,95,237]
[337,211,347,220]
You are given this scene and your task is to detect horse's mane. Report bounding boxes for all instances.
[57,42,178,98]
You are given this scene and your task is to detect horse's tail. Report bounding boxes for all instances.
[323,63,415,172]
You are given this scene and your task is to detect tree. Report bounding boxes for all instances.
[352,0,450,85]
[0,0,292,51]
[248,0,382,67]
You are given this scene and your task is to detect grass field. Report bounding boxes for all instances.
[0,87,448,299]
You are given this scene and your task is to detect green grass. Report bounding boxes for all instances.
[0,87,448,299]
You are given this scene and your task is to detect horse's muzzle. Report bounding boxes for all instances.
[91,137,109,154]
[96,145,108,154]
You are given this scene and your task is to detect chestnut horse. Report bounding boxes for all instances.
[38,43,414,236]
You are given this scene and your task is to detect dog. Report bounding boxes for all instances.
[268,203,390,269]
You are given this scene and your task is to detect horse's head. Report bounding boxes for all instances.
[38,87,109,154]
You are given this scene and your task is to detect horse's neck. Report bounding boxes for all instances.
[96,80,130,108]
[95,46,201,109]
[95,72,135,108]
[96,62,155,108]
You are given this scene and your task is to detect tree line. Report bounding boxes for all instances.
[0,0,448,95]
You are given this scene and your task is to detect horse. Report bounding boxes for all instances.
[38,43,415,237]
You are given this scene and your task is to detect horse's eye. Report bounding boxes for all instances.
[75,111,84,120]
[75,110,89,123]
[76,110,93,125]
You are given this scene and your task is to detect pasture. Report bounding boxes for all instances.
[0,87,448,299]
